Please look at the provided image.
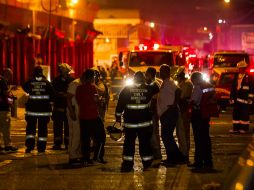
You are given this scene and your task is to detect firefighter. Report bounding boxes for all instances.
[22,66,55,153]
[115,71,159,172]
[51,63,74,150]
[229,61,254,134]
[92,67,110,122]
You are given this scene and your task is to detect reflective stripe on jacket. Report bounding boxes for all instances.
[115,83,159,127]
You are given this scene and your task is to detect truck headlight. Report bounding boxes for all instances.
[202,73,210,82]
[125,78,134,86]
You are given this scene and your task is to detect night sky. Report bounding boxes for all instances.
[92,0,254,26]
[91,0,254,44]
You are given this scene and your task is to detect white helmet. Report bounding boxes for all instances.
[237,60,248,68]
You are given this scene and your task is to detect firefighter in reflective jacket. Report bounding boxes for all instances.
[22,66,55,153]
[115,71,159,172]
[230,61,254,134]
[51,63,74,150]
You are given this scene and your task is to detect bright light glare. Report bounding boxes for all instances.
[235,182,243,190]
[202,73,210,82]
[209,32,213,40]
[224,0,230,3]
[125,78,134,86]
[105,38,110,43]
[71,0,78,4]
[150,22,155,28]
[218,19,226,24]
[153,43,160,50]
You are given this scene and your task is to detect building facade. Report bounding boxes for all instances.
[93,9,153,68]
[0,0,99,84]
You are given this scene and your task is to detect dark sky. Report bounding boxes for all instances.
[91,0,254,43]
[92,0,254,26]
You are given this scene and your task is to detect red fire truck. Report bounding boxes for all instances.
[118,43,180,85]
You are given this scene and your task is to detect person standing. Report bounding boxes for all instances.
[0,68,18,153]
[92,67,110,122]
[76,69,106,165]
[157,64,185,166]
[66,77,83,165]
[51,63,74,150]
[189,72,217,169]
[115,71,159,172]
[229,61,254,134]
[145,67,162,165]
[22,66,55,153]
[175,68,193,162]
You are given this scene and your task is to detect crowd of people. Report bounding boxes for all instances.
[0,60,253,172]
[114,60,253,172]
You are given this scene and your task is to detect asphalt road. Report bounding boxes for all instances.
[0,90,253,190]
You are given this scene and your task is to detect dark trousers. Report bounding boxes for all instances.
[232,102,250,131]
[191,109,212,165]
[160,106,183,162]
[122,126,153,168]
[80,117,106,161]
[25,116,50,151]
[52,111,69,148]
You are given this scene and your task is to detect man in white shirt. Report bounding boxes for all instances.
[157,64,185,166]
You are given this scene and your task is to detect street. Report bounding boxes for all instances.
[0,90,253,190]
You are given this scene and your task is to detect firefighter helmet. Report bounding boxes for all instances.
[237,60,248,68]
[58,63,74,75]
[106,122,123,141]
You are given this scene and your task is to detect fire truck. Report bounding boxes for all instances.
[118,43,180,85]
[207,50,252,110]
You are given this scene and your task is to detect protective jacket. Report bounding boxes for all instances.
[115,83,158,128]
[230,73,254,105]
[52,75,74,111]
[200,82,219,119]
[22,76,55,116]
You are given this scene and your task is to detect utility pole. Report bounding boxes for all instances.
[41,0,58,66]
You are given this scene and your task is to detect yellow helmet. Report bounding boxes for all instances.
[237,60,248,68]
[58,63,74,74]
